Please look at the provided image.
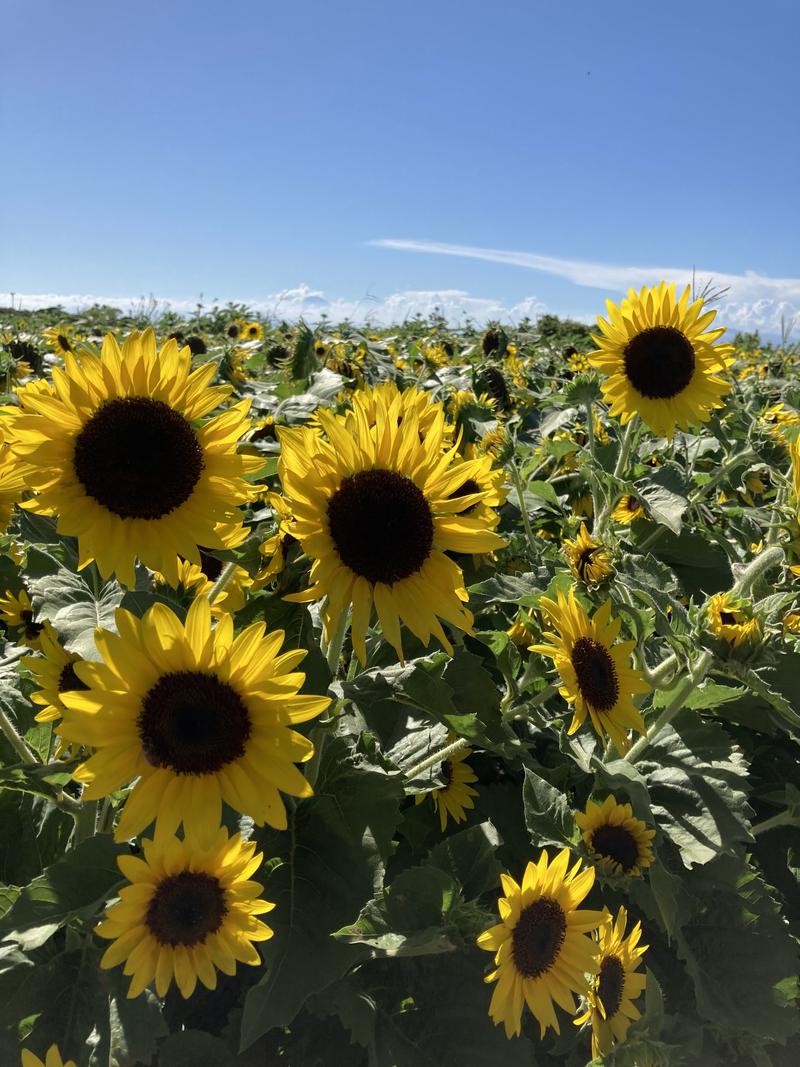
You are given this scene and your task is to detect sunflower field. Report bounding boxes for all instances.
[0,286,799,1067]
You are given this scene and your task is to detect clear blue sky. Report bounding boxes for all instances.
[1,0,798,330]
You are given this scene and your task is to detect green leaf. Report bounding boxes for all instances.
[426,821,502,899]
[27,550,124,659]
[522,767,576,848]
[0,834,125,949]
[90,985,168,1067]
[240,735,403,1050]
[636,464,690,534]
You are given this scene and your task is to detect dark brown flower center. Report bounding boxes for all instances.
[137,670,251,775]
[591,824,640,872]
[327,469,434,584]
[73,397,204,520]
[57,334,72,352]
[21,610,44,643]
[146,871,227,947]
[597,954,625,1019]
[571,636,619,711]
[448,478,481,515]
[623,326,695,400]
[198,550,223,582]
[58,661,88,693]
[440,759,454,787]
[576,547,598,580]
[227,323,240,338]
[719,611,739,626]
[512,897,567,979]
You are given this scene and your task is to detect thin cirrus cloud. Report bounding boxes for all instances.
[370,238,800,335]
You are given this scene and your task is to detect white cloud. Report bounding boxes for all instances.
[2,285,547,328]
[370,239,800,337]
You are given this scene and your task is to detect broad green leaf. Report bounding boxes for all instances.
[522,767,577,848]
[636,463,690,534]
[426,821,502,899]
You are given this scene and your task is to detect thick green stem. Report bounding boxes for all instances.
[625,650,712,763]
[751,810,800,836]
[404,737,470,782]
[584,400,603,523]
[732,545,784,596]
[642,652,679,688]
[0,705,38,765]
[510,459,537,552]
[612,418,637,480]
[207,560,238,604]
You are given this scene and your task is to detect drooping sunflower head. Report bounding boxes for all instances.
[576,795,655,877]
[611,495,645,525]
[59,596,330,841]
[477,848,606,1039]
[563,524,613,584]
[706,592,763,649]
[589,282,734,438]
[277,387,505,663]
[21,1045,76,1067]
[7,329,261,587]
[97,827,274,999]
[413,739,479,832]
[575,906,648,1060]
[530,587,650,753]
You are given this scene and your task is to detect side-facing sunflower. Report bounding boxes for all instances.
[154,550,252,616]
[0,588,51,650]
[589,282,734,438]
[477,848,606,1039]
[43,324,83,357]
[58,596,330,841]
[278,387,505,663]
[611,495,645,525]
[24,625,87,732]
[97,827,273,998]
[21,1046,76,1067]
[575,906,648,1059]
[7,329,260,588]
[706,592,763,648]
[576,795,655,877]
[530,587,650,754]
[414,740,479,831]
[563,524,613,584]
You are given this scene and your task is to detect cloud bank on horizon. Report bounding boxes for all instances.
[4,241,798,337]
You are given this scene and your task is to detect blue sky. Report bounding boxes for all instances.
[2,0,798,333]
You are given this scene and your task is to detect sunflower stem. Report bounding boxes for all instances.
[403,737,470,782]
[612,418,637,480]
[207,560,238,604]
[641,651,679,688]
[324,605,351,677]
[510,459,537,553]
[0,704,38,765]
[751,809,800,836]
[733,545,784,597]
[72,797,98,844]
[625,650,713,763]
[584,399,602,522]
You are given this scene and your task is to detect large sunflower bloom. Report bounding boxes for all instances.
[97,828,273,998]
[530,588,649,753]
[21,1046,76,1067]
[58,597,330,841]
[589,282,734,438]
[575,907,648,1059]
[278,388,505,662]
[575,795,655,877]
[414,739,479,831]
[6,329,260,587]
[477,848,606,1039]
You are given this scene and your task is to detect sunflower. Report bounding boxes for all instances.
[706,592,763,648]
[530,588,649,754]
[58,596,330,841]
[790,439,800,502]
[589,282,734,438]
[225,318,247,341]
[477,848,606,1039]
[479,426,513,464]
[97,827,273,998]
[242,321,264,342]
[24,626,87,729]
[278,388,505,663]
[154,551,252,615]
[507,612,534,647]
[575,795,655,877]
[571,492,594,519]
[0,427,25,533]
[43,324,83,357]
[611,495,645,524]
[254,492,295,586]
[414,739,479,831]
[563,524,613,584]
[575,906,648,1059]
[21,1046,76,1067]
[7,329,260,588]
[0,588,51,651]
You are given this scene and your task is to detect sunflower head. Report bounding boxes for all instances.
[706,592,763,649]
[611,495,645,524]
[97,827,274,999]
[21,1046,76,1067]
[530,587,649,753]
[563,524,613,584]
[23,625,87,730]
[413,738,479,831]
[242,320,264,342]
[44,324,83,357]
[589,282,734,438]
[477,848,606,1039]
[575,906,648,1060]
[575,795,655,877]
[0,588,53,650]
